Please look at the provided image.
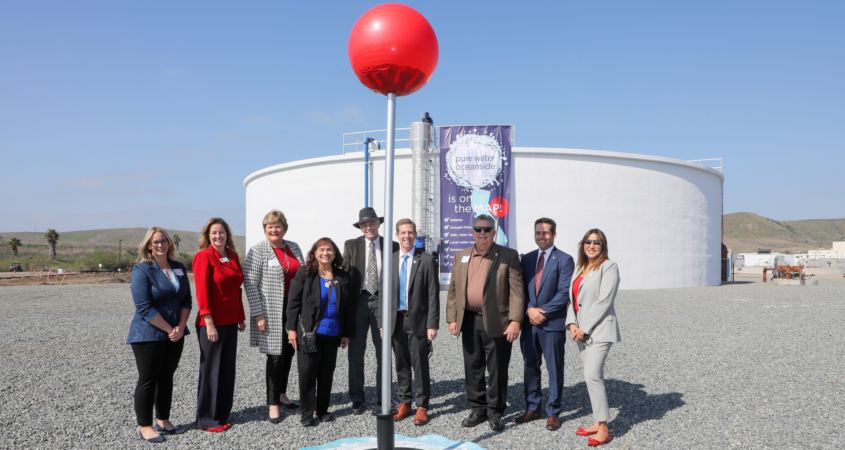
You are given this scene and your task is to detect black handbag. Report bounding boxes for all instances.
[300,282,334,354]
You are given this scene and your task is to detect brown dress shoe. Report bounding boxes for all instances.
[513,411,542,424]
[394,403,413,421]
[546,416,561,430]
[413,407,429,426]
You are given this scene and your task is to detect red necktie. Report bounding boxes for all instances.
[535,251,545,296]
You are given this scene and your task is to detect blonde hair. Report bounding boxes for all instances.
[199,218,237,251]
[262,210,288,231]
[138,227,177,263]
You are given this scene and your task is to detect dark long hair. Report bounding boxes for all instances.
[577,228,609,273]
[304,238,343,276]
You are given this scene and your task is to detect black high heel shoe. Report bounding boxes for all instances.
[280,400,299,410]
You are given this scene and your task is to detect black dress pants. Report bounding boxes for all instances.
[266,339,296,405]
[196,324,238,429]
[131,338,185,427]
[461,311,512,418]
[297,333,340,424]
[393,313,431,409]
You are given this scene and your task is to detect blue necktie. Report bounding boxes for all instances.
[398,255,408,311]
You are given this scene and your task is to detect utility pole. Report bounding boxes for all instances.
[119,240,122,271]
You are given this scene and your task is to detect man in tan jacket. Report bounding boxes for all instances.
[447,214,525,432]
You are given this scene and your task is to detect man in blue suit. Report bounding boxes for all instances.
[514,218,574,431]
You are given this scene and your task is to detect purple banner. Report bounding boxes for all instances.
[438,126,512,284]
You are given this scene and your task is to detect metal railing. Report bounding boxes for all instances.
[343,125,516,154]
[687,158,723,173]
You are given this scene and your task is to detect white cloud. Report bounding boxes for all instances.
[164,148,225,160]
[304,105,365,125]
[212,132,271,145]
[244,114,272,124]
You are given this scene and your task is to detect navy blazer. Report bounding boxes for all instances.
[127,259,193,344]
[520,247,575,332]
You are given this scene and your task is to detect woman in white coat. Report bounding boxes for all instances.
[565,228,621,447]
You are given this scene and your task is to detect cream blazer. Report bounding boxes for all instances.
[564,259,621,343]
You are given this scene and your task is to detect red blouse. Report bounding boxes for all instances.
[273,245,301,299]
[572,274,585,312]
[193,246,246,326]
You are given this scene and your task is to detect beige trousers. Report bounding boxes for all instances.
[576,340,613,422]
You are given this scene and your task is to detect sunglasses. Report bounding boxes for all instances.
[583,239,602,246]
[473,226,493,233]
[151,239,170,246]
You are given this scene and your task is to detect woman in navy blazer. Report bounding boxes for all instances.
[128,227,192,443]
[192,218,246,432]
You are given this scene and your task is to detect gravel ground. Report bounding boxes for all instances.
[0,278,843,449]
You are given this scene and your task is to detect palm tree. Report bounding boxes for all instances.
[172,234,181,251]
[7,237,21,256]
[45,229,60,260]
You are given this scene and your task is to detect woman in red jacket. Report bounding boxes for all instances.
[193,217,246,432]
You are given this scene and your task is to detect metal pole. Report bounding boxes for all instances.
[377,93,396,450]
[119,240,122,271]
[365,140,370,207]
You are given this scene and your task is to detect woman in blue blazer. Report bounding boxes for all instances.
[128,227,192,443]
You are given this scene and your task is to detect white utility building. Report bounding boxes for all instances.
[244,130,724,290]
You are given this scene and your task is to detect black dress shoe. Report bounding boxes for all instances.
[461,411,488,427]
[301,417,315,427]
[319,412,334,422]
[488,416,505,432]
[268,416,282,424]
[351,402,366,415]
[280,400,299,410]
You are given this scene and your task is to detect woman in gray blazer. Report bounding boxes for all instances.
[565,228,620,447]
[243,210,305,423]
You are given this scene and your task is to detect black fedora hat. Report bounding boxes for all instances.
[353,207,384,229]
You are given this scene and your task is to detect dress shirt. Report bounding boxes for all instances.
[364,236,382,292]
[466,246,491,313]
[398,248,414,311]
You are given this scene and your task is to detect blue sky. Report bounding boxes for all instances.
[1,1,843,235]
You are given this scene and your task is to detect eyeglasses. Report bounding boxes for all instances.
[473,227,493,233]
[151,239,169,246]
[583,240,602,246]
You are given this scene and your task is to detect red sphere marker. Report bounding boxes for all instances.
[348,3,439,96]
[490,197,509,218]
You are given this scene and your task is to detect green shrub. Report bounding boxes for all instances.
[176,252,194,271]
[77,250,132,271]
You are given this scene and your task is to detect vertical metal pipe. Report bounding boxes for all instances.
[365,140,370,207]
[381,93,396,418]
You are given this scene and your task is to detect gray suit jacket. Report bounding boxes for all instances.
[377,248,440,337]
[565,259,621,343]
[243,239,304,355]
[342,235,400,298]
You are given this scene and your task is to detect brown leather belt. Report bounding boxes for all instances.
[398,310,408,315]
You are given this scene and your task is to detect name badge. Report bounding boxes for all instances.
[268,259,280,268]
[174,269,184,276]
[461,256,470,263]
[220,257,230,263]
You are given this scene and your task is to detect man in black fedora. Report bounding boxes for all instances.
[343,207,400,415]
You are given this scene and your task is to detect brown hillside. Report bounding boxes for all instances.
[723,213,845,253]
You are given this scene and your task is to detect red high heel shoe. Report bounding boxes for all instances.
[588,435,612,446]
[575,427,598,436]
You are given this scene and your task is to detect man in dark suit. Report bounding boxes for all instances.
[446,214,525,432]
[514,217,575,430]
[343,207,400,415]
[378,219,439,425]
